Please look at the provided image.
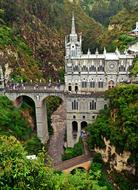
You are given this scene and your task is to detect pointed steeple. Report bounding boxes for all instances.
[71,13,76,34]
[70,13,78,42]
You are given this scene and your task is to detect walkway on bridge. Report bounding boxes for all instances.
[54,136,95,173]
[54,153,93,172]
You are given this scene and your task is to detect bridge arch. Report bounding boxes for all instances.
[15,95,36,107]
[81,121,87,130]
[41,95,64,135]
[63,160,91,174]
[5,89,65,144]
[71,167,86,174]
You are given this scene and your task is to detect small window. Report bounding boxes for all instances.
[72,100,78,110]
[74,65,79,72]
[73,115,76,119]
[75,85,78,92]
[82,81,87,88]
[92,115,95,119]
[98,81,104,88]
[89,65,96,72]
[119,65,125,72]
[68,85,72,91]
[98,66,104,72]
[90,81,95,88]
[83,116,85,119]
[104,104,107,109]
[82,66,88,72]
[90,100,96,110]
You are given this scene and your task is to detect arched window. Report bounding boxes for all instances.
[108,80,115,89]
[75,83,78,92]
[73,65,79,72]
[82,81,87,88]
[81,121,87,130]
[72,100,78,110]
[98,81,104,88]
[72,121,78,139]
[82,66,88,72]
[119,65,125,72]
[98,65,104,72]
[90,81,95,88]
[72,121,78,132]
[90,100,96,110]
[89,65,96,72]
[68,83,72,91]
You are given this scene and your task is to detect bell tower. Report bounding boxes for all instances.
[65,14,82,58]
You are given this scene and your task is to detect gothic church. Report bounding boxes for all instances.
[65,15,135,147]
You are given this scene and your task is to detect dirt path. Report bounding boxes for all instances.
[48,104,66,165]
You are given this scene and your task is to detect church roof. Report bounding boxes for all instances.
[105,53,119,60]
[72,52,134,60]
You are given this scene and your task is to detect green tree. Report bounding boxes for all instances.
[0,135,113,190]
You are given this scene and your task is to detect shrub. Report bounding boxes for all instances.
[24,135,43,155]
[93,153,103,164]
[62,139,84,161]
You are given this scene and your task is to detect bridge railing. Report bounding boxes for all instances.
[5,83,65,93]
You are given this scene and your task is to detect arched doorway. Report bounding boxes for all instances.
[68,83,72,92]
[72,121,78,139]
[75,83,78,92]
[108,80,115,89]
[81,121,87,130]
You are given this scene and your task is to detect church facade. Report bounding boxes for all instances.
[65,15,135,147]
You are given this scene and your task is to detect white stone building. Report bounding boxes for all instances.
[65,15,135,147]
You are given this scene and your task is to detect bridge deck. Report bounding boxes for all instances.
[54,153,93,171]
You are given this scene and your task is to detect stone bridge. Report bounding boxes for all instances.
[4,84,65,143]
[54,153,92,174]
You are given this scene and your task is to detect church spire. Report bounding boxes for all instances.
[71,13,76,34]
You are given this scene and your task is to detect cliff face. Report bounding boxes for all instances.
[95,138,135,175]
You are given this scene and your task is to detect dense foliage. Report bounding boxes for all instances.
[62,139,84,161]
[0,135,113,190]
[0,96,43,155]
[87,84,138,187]
[0,0,137,82]
[81,0,124,26]
[131,56,138,76]
[0,96,32,140]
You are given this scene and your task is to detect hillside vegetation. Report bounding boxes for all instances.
[0,0,103,82]
[0,135,114,190]
[0,0,138,81]
[87,84,138,189]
